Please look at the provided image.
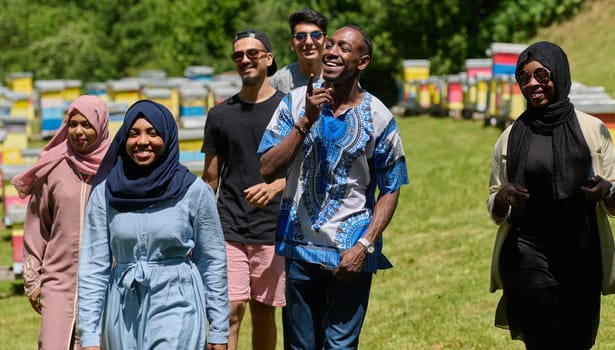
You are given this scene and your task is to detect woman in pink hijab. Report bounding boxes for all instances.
[12,95,110,350]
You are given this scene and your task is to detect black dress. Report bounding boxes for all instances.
[500,132,602,349]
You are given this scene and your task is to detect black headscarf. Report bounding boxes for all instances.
[94,99,196,212]
[507,41,591,201]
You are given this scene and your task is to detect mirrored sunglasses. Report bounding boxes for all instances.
[515,67,551,86]
[230,48,268,62]
[292,31,325,41]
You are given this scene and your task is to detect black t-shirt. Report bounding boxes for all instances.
[201,91,285,244]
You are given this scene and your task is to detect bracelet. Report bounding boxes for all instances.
[294,124,308,137]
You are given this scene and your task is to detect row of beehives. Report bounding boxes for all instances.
[394,42,615,132]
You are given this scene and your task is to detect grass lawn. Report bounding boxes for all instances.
[2,115,615,349]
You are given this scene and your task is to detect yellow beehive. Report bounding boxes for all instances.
[402,59,430,81]
[5,72,33,94]
[63,80,83,101]
[108,79,141,106]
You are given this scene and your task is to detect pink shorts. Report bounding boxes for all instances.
[225,241,286,306]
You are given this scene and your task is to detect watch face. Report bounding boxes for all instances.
[366,245,375,254]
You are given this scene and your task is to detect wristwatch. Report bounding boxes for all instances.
[358,238,375,254]
[294,124,309,137]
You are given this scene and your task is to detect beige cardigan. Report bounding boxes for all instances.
[487,111,615,299]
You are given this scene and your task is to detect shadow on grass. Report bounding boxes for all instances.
[0,279,24,298]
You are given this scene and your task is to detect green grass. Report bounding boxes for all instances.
[4,115,615,349]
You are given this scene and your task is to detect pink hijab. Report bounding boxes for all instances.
[11,95,111,198]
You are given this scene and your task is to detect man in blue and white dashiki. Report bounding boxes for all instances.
[258,25,408,349]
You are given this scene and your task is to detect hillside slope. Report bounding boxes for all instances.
[529,0,615,96]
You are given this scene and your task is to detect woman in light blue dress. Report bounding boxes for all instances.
[77,100,229,350]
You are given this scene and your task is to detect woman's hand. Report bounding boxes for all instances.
[28,285,42,314]
[493,183,530,219]
[496,183,530,206]
[581,175,613,203]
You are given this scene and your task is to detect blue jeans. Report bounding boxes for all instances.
[284,258,373,350]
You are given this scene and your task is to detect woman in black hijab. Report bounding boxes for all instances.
[487,41,615,349]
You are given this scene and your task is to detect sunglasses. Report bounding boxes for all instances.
[292,31,325,41]
[230,48,268,62]
[515,67,551,86]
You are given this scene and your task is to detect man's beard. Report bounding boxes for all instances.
[242,76,258,86]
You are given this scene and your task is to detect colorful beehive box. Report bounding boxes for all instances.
[463,75,477,118]
[205,80,240,106]
[0,100,11,116]
[465,58,493,79]
[402,59,430,81]
[108,79,141,107]
[446,74,464,118]
[401,59,430,113]
[489,43,527,76]
[475,73,492,118]
[141,87,173,116]
[428,76,445,115]
[107,102,128,137]
[141,74,182,119]
[86,82,110,102]
[36,80,66,137]
[184,66,214,82]
[178,128,204,174]
[510,82,525,120]
[5,72,34,94]
[62,79,82,101]
[571,84,615,138]
[9,91,35,122]
[179,84,208,129]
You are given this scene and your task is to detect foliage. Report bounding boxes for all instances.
[0,0,586,106]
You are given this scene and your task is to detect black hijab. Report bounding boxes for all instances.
[507,41,591,201]
[94,100,196,212]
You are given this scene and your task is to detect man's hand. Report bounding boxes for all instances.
[305,74,333,124]
[332,244,367,282]
[244,179,285,208]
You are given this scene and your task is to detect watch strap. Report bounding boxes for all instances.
[294,124,308,137]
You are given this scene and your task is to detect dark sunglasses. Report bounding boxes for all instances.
[230,48,268,62]
[515,67,551,86]
[292,31,325,41]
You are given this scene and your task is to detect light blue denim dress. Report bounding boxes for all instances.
[78,179,229,349]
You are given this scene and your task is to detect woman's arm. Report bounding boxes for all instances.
[77,184,112,348]
[22,184,50,312]
[193,183,229,346]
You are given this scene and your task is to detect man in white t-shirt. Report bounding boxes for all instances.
[269,8,328,94]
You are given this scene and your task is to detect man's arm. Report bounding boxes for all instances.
[259,120,310,184]
[202,153,222,193]
[260,74,332,183]
[333,190,401,282]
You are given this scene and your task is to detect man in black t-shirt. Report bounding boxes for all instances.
[201,30,286,350]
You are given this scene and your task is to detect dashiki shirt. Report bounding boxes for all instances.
[257,85,408,272]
